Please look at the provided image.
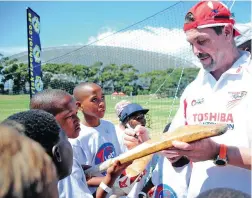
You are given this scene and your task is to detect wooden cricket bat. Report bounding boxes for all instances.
[85,124,227,177]
[110,125,154,197]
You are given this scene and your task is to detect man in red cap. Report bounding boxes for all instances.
[160,1,252,197]
[123,1,251,197]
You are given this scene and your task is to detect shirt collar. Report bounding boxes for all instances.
[197,50,251,83]
[225,50,251,75]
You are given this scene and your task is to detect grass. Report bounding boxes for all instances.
[0,94,179,137]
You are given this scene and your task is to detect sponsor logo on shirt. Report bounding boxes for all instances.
[117,169,147,194]
[236,66,242,73]
[191,98,204,106]
[193,112,235,130]
[227,91,247,110]
[95,143,116,175]
[153,184,177,198]
[228,91,247,100]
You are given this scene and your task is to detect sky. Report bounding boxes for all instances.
[0,1,251,57]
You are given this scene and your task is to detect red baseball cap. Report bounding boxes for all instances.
[183,1,240,37]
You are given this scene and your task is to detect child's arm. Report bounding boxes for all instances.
[86,176,104,187]
[82,165,104,187]
[96,160,132,198]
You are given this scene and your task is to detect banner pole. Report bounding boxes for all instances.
[26,7,32,99]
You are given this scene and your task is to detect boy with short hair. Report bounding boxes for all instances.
[30,89,81,139]
[2,109,73,181]
[30,88,126,198]
[73,82,122,195]
[30,89,93,197]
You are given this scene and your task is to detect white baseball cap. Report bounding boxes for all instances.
[234,22,252,47]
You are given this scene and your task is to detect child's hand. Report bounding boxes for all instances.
[81,164,92,180]
[134,125,150,143]
[107,160,132,179]
[124,125,150,149]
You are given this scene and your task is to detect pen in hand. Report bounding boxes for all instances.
[126,123,138,139]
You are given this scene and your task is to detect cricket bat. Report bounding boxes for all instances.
[85,124,228,177]
[110,124,153,197]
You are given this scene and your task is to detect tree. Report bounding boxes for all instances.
[2,62,29,94]
[0,57,29,94]
[42,72,53,89]
[119,64,139,94]
[98,63,139,94]
[43,63,91,83]
[50,79,76,94]
[139,68,199,97]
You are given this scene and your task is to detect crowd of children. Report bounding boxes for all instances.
[0,82,156,198]
[1,81,251,198]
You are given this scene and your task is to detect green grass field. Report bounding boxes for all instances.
[0,94,179,137]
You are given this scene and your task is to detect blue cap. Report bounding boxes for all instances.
[119,103,149,122]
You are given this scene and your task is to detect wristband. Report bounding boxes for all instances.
[99,182,112,194]
[138,191,147,198]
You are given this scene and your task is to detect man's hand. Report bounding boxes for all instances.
[162,138,220,162]
[159,150,182,163]
[124,125,150,150]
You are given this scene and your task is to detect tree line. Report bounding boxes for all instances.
[0,56,199,97]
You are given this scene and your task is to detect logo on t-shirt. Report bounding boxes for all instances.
[194,112,235,130]
[227,91,247,110]
[95,142,116,175]
[153,184,177,198]
[191,98,204,106]
[118,169,147,188]
[116,169,147,194]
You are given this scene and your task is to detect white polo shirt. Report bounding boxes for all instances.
[168,51,252,197]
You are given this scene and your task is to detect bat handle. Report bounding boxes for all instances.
[84,158,115,177]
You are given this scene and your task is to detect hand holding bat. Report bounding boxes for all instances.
[85,124,227,177]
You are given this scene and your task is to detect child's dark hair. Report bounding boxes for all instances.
[122,112,151,129]
[73,82,99,102]
[30,89,74,116]
[2,109,60,158]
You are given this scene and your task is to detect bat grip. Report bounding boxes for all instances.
[84,158,115,177]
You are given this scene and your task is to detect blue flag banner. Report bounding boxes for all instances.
[26,7,43,98]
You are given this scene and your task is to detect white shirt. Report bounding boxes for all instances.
[151,156,192,198]
[58,139,93,198]
[114,125,159,198]
[58,158,93,198]
[168,51,252,197]
[71,119,122,194]
[117,154,159,198]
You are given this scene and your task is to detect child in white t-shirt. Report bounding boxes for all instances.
[72,82,122,195]
[115,102,159,198]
